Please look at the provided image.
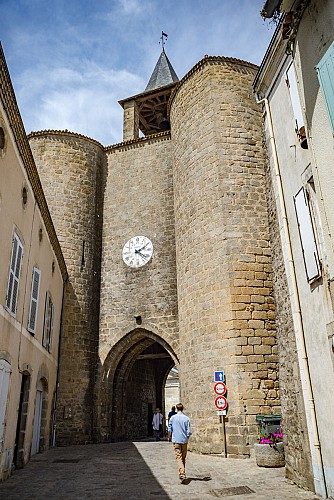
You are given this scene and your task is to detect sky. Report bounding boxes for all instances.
[1,0,275,146]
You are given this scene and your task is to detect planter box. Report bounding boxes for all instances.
[254,442,285,467]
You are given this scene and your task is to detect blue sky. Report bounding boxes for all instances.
[1,0,275,145]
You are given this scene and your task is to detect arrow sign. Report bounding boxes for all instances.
[215,396,228,410]
[214,371,225,382]
[214,382,226,396]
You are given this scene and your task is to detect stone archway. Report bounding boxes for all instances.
[96,328,179,442]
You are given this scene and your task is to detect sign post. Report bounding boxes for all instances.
[213,370,228,457]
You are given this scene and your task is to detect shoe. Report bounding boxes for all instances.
[180,477,189,485]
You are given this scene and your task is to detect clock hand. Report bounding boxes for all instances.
[135,249,148,260]
[137,242,149,252]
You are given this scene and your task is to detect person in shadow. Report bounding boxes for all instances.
[152,407,163,441]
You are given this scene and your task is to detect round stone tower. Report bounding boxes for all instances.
[29,130,106,445]
[170,56,280,456]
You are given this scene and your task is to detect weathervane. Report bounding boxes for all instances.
[159,31,168,51]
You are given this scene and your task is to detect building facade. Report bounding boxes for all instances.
[0,45,67,480]
[255,0,334,496]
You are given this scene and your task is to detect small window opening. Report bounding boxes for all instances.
[22,187,28,205]
[135,315,142,325]
[81,240,85,269]
[0,127,5,149]
[39,228,43,243]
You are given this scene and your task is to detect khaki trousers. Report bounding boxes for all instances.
[173,443,188,478]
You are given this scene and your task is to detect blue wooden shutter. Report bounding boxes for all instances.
[316,41,334,134]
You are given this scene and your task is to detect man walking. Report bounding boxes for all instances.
[168,403,191,484]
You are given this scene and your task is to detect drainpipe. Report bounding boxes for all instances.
[255,94,327,498]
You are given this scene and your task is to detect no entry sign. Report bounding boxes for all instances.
[214,396,228,410]
[214,382,227,395]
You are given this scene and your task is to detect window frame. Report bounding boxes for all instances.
[42,291,54,352]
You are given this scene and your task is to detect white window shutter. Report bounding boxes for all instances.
[28,268,41,334]
[286,64,305,131]
[6,234,23,316]
[0,360,11,453]
[294,187,321,281]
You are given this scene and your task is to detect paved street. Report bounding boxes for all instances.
[0,440,320,500]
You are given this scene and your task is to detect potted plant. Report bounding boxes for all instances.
[254,431,285,467]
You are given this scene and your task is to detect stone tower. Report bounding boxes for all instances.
[170,56,279,454]
[29,49,280,455]
[29,132,106,444]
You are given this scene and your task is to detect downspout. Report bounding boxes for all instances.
[51,276,68,447]
[255,94,327,498]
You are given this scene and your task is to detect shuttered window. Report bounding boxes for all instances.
[6,233,23,316]
[294,187,321,282]
[28,268,41,334]
[316,41,334,134]
[42,292,54,352]
[286,63,305,131]
[0,360,11,453]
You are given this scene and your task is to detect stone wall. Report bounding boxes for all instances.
[99,134,179,360]
[264,144,314,488]
[170,58,280,456]
[96,134,179,440]
[29,132,106,445]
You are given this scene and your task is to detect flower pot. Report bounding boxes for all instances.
[254,442,285,467]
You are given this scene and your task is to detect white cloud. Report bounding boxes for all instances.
[3,0,275,146]
[118,0,142,15]
[16,62,145,145]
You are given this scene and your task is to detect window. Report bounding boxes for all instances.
[28,268,41,334]
[294,187,321,282]
[6,233,24,316]
[42,292,54,352]
[316,41,334,134]
[286,63,307,148]
[286,63,304,131]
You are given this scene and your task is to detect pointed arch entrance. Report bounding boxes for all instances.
[97,328,179,442]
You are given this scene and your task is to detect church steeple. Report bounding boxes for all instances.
[145,49,179,91]
[119,33,179,140]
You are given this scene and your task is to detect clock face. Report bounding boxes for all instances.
[122,236,154,268]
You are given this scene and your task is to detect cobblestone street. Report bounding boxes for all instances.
[0,441,321,500]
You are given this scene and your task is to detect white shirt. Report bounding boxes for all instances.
[152,412,163,430]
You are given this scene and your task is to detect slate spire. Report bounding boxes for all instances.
[145,48,179,92]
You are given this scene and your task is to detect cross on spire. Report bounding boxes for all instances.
[159,31,168,51]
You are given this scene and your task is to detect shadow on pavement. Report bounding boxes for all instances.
[0,442,171,499]
[187,476,212,483]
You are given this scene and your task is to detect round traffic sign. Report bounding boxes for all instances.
[214,396,228,410]
[214,382,226,396]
